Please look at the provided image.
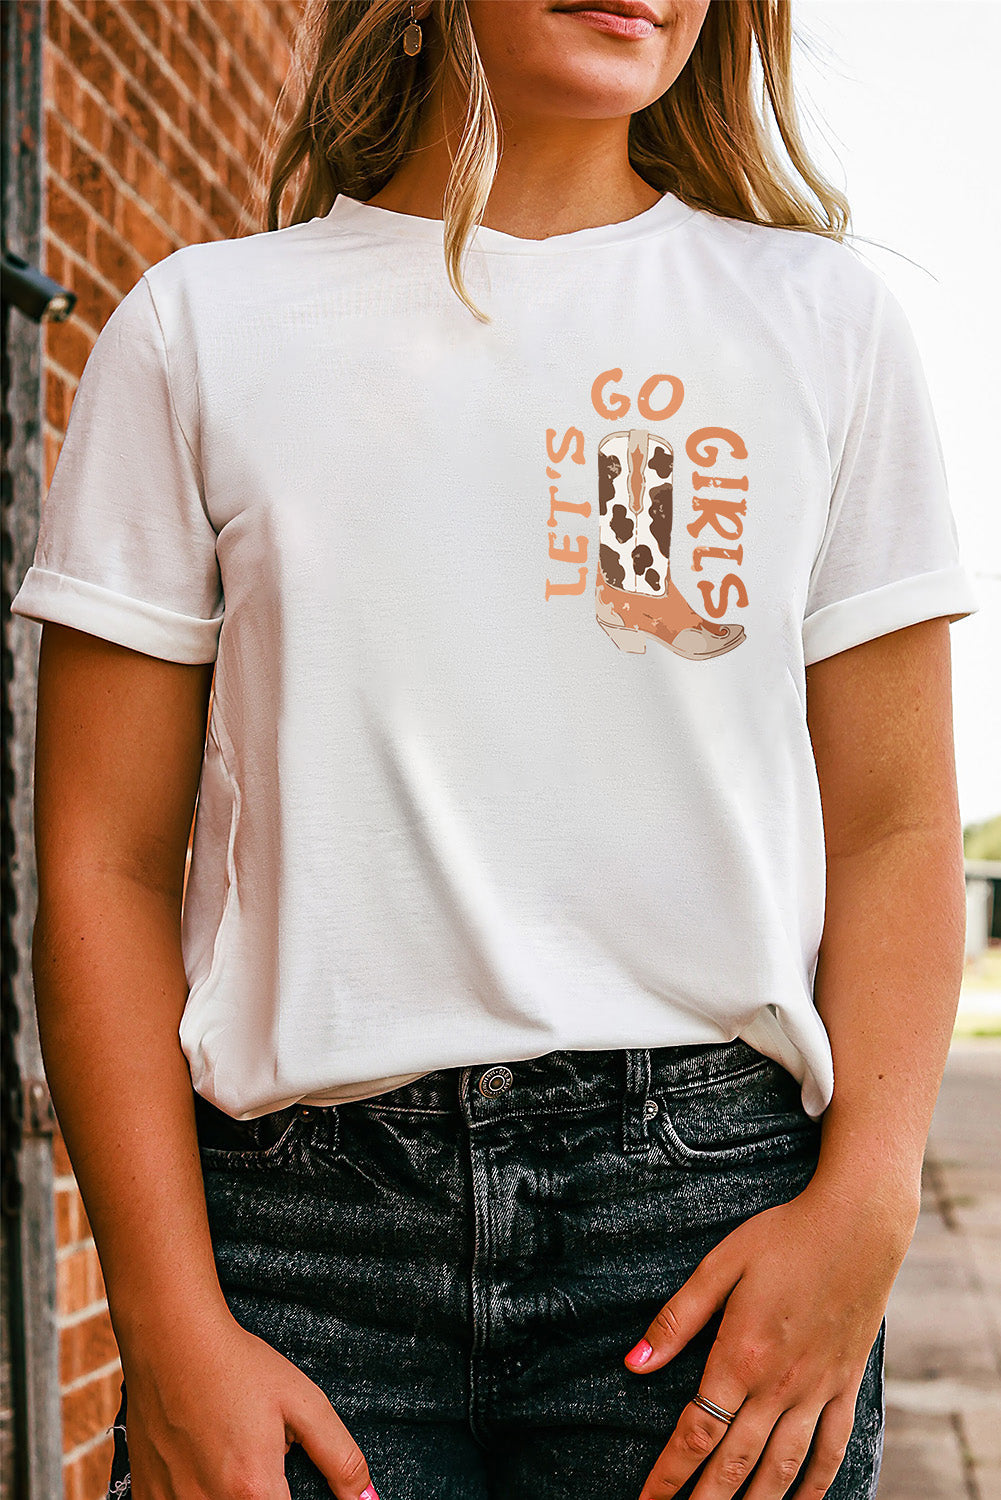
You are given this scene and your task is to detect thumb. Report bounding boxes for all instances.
[283,1378,380,1500]
[624,1249,738,1373]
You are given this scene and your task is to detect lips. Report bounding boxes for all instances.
[553,0,661,25]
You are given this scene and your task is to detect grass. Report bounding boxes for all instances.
[961,941,1001,991]
[955,941,1001,1037]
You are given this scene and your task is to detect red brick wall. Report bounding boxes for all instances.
[42,4,304,1494]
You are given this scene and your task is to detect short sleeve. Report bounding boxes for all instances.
[9,273,223,663]
[802,282,979,666]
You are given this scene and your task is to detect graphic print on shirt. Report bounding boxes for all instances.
[545,367,750,659]
[594,427,745,660]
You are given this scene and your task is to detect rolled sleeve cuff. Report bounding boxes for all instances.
[9,566,223,664]
[802,564,980,666]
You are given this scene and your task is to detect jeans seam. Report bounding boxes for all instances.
[651,1101,819,1167]
[354,1104,451,1117]
[653,1059,772,1099]
[463,1067,493,1450]
[196,1113,301,1162]
[622,1048,652,1155]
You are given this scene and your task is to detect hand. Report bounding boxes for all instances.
[119,1305,378,1499]
[622,1179,916,1499]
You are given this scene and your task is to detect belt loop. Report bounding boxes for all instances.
[622,1048,652,1155]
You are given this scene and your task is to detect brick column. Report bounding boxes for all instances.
[39,6,304,1494]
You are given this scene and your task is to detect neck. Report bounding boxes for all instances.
[364,58,660,240]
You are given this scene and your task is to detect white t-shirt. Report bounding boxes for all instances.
[11,190,979,1120]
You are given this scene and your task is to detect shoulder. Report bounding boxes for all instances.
[683,206,891,335]
[138,217,324,323]
[676,208,914,420]
[92,219,321,418]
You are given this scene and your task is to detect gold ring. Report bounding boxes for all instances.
[691,1392,738,1425]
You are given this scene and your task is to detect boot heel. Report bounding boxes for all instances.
[599,620,646,653]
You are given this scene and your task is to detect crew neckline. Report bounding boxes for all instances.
[321,188,695,254]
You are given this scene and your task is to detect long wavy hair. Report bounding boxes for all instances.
[263,0,850,323]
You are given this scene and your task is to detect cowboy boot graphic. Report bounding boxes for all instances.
[595,427,745,660]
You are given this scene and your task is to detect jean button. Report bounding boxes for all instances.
[477,1065,514,1098]
[644,1098,660,1119]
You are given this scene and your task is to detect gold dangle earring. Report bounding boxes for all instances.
[403,2,423,55]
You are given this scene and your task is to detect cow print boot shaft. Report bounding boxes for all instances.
[595,427,745,661]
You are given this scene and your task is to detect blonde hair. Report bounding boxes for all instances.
[265,0,850,323]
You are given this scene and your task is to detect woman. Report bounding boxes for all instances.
[11,2,979,1498]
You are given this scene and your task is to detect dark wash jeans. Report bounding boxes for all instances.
[106,1041,885,1499]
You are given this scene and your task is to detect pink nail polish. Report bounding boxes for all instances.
[625,1337,653,1367]
[358,1486,380,1500]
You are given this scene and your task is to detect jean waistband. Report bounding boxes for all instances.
[349,1039,773,1151]
[194,1039,775,1158]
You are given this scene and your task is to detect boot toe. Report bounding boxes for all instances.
[669,623,745,659]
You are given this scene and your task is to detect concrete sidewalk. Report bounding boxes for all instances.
[878,1037,1001,1499]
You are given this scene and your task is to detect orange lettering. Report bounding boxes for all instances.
[547,488,591,527]
[693,545,744,572]
[685,428,748,466]
[637,373,684,422]
[687,496,746,540]
[696,574,749,617]
[549,532,588,564]
[692,473,748,493]
[545,567,588,599]
[591,369,630,420]
[546,427,586,466]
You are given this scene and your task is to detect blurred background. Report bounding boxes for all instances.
[796,9,1001,1494]
[2,3,998,1498]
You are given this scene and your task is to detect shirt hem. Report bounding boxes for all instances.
[9,565,223,664]
[321,190,697,255]
[802,564,980,666]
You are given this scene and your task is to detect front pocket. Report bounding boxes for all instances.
[649,1056,821,1168]
[197,1120,300,1167]
[193,1092,303,1168]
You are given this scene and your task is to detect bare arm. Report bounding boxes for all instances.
[32,621,375,1500]
[32,621,224,1346]
[624,616,965,1500]
[807,615,965,1216]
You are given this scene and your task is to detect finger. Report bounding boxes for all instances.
[693,1327,759,1434]
[638,1396,758,1500]
[283,1380,378,1500]
[734,1403,826,1500]
[786,1396,855,1499]
[686,1402,776,1500]
[626,1252,739,1371]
